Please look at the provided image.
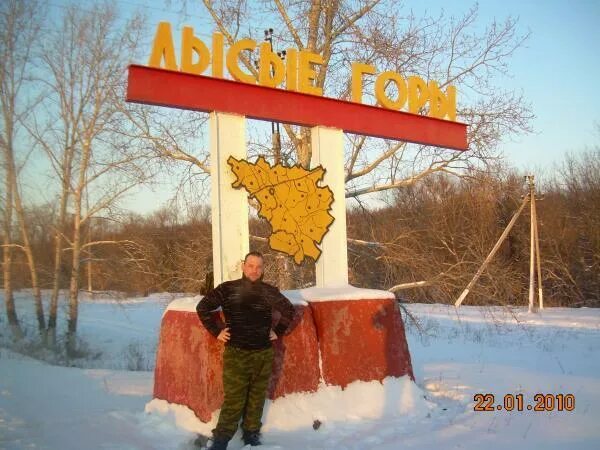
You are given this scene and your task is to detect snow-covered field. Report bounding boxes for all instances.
[1,290,599,449]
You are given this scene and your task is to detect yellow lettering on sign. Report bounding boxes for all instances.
[259,42,285,88]
[428,81,456,121]
[181,26,210,75]
[351,62,376,103]
[146,22,459,121]
[148,22,177,70]
[375,71,408,110]
[408,76,429,114]
[285,48,298,91]
[226,38,257,84]
[298,50,323,96]
[349,62,456,120]
[445,85,456,121]
[212,32,224,78]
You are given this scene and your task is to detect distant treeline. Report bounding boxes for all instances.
[11,151,599,308]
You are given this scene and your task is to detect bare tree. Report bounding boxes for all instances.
[345,170,531,305]
[29,61,78,341]
[30,3,153,351]
[120,96,212,213]
[541,148,600,306]
[192,0,532,194]
[0,0,45,338]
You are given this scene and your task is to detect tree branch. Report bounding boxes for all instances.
[273,0,304,50]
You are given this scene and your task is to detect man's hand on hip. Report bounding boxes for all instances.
[217,328,230,342]
[269,329,278,341]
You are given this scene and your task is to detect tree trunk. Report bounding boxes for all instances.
[47,227,63,345]
[86,213,92,292]
[298,129,312,168]
[3,218,23,339]
[67,210,81,354]
[276,255,293,290]
[3,250,22,339]
[4,129,45,334]
[1,0,44,340]
[67,139,91,355]
[48,178,69,344]
[11,172,45,332]
[1,87,22,339]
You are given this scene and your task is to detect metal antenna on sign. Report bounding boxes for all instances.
[264,28,293,287]
[264,28,283,165]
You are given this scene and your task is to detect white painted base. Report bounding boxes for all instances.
[210,112,249,284]
[311,126,348,287]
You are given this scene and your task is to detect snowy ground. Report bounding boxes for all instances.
[1,290,599,449]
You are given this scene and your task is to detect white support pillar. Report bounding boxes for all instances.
[210,112,249,284]
[311,126,348,287]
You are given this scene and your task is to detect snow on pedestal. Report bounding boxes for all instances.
[153,286,414,422]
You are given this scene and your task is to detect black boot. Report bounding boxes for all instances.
[242,430,262,446]
[207,436,229,450]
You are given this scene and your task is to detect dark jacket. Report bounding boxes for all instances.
[196,275,295,350]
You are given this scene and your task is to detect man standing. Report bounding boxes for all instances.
[196,251,295,449]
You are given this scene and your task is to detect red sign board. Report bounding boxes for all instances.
[127,65,467,151]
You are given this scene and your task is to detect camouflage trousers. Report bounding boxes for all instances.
[213,345,274,440]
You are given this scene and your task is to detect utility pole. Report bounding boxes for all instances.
[455,176,544,310]
[525,175,544,312]
[455,195,529,308]
[534,195,543,309]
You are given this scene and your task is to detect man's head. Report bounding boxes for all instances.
[242,251,264,282]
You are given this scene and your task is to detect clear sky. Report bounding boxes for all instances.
[41,0,600,213]
[421,0,600,172]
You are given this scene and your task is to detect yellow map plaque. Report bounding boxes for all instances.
[228,156,335,264]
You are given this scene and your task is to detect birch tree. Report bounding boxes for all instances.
[0,0,45,338]
[30,3,153,350]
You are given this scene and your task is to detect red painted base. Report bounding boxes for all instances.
[268,305,321,399]
[153,310,224,422]
[152,297,414,422]
[310,299,414,388]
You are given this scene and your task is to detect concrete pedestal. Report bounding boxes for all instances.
[152,289,414,422]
